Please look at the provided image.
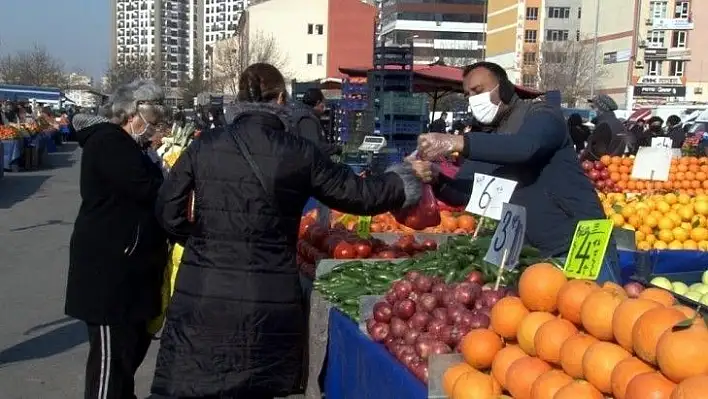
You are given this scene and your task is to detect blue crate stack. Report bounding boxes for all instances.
[337,78,373,145]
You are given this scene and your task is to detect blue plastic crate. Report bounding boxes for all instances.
[340,99,368,111]
[377,120,426,135]
[342,82,368,96]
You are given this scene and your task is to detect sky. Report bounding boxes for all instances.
[0,0,110,81]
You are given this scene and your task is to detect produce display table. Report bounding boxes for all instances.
[617,249,708,282]
[2,139,22,170]
[324,308,426,399]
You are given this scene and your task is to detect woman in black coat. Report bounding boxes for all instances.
[151,63,422,399]
[567,113,590,153]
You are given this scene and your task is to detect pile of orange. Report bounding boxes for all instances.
[599,155,708,196]
[301,209,478,234]
[600,192,708,251]
[442,263,708,399]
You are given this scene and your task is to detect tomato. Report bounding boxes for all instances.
[421,239,438,251]
[333,242,356,259]
[376,250,397,259]
[354,241,372,258]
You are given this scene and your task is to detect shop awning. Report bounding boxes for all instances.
[628,108,652,122]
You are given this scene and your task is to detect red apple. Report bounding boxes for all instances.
[588,170,600,180]
[593,161,605,170]
[581,160,594,171]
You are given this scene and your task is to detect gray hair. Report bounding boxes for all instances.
[109,79,166,125]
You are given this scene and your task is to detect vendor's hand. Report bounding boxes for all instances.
[409,159,438,183]
[417,133,464,160]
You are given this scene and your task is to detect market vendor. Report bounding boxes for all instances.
[411,61,617,272]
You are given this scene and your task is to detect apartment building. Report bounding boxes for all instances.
[202,0,250,79]
[110,0,200,91]
[227,0,376,84]
[378,0,486,66]
[580,0,698,107]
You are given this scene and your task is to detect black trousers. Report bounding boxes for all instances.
[85,323,152,399]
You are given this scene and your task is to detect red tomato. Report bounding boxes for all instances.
[333,242,356,259]
[376,250,397,259]
[354,241,372,258]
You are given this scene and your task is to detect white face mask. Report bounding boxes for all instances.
[468,85,500,125]
[129,112,151,143]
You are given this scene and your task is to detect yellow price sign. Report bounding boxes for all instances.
[563,219,613,280]
[357,216,372,238]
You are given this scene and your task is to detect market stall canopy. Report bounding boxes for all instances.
[0,84,62,102]
[629,107,652,122]
[338,63,544,100]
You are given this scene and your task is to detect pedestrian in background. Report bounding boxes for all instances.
[65,79,168,399]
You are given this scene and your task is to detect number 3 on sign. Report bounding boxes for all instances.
[484,203,527,269]
[465,173,518,220]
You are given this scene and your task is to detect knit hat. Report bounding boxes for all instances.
[588,94,618,112]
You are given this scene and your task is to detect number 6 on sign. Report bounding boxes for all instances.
[484,203,527,269]
[465,173,518,220]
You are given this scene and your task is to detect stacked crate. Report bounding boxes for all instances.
[337,77,373,148]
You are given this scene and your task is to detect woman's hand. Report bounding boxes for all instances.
[417,133,464,160]
[408,159,438,183]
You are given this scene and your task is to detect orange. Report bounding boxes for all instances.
[491,345,527,388]
[505,357,552,399]
[657,217,675,230]
[516,312,556,356]
[451,370,501,399]
[556,279,600,325]
[624,372,676,399]
[611,357,655,399]
[632,307,686,365]
[638,287,676,306]
[529,369,572,399]
[459,329,503,370]
[612,298,662,351]
[582,341,632,394]
[559,333,598,378]
[534,318,578,365]
[554,380,603,399]
[690,226,708,242]
[443,362,476,396]
[600,155,612,165]
[581,288,627,341]
[490,296,529,339]
[518,263,567,312]
[656,328,708,383]
[671,375,708,399]
[672,227,690,242]
[658,229,675,243]
[456,214,476,232]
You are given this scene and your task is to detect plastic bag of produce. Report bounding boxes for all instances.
[392,184,441,230]
[147,243,184,335]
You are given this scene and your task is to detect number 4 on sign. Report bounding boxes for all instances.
[465,173,518,220]
[484,203,527,270]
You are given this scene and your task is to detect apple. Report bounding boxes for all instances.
[703,270,708,285]
[650,277,673,290]
[672,282,689,295]
[588,170,600,181]
[685,291,703,302]
[600,169,611,179]
[700,293,708,306]
[581,160,594,172]
[593,161,605,170]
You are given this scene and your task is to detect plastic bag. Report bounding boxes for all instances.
[437,160,459,178]
[147,243,184,335]
[392,184,441,230]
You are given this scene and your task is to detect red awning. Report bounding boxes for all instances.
[338,64,545,99]
[629,108,652,122]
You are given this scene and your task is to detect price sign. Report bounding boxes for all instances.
[465,173,518,220]
[651,137,673,149]
[484,203,526,270]
[630,146,672,181]
[357,216,372,238]
[563,219,613,280]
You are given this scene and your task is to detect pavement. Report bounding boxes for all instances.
[0,143,158,398]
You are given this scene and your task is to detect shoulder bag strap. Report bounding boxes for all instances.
[226,119,277,207]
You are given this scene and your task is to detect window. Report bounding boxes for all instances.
[647,60,663,76]
[307,23,313,34]
[544,51,566,64]
[306,53,313,65]
[524,29,537,43]
[316,24,324,35]
[672,31,687,48]
[316,54,323,66]
[649,1,668,19]
[576,30,580,41]
[647,30,666,48]
[548,7,571,19]
[546,29,569,41]
[522,74,537,87]
[674,1,689,18]
[577,6,582,18]
[523,52,536,65]
[526,7,538,20]
[670,60,685,76]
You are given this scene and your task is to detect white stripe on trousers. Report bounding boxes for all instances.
[98,326,112,399]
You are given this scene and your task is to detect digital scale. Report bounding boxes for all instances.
[358,135,387,153]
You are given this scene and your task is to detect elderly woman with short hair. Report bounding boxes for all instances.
[65,79,168,399]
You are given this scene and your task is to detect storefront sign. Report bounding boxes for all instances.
[652,18,694,30]
[634,85,686,97]
[637,76,683,85]
[667,48,691,60]
[644,48,667,60]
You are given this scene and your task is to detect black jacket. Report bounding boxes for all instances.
[669,125,686,148]
[65,115,167,325]
[434,98,605,257]
[291,104,341,156]
[151,102,412,398]
[588,111,630,157]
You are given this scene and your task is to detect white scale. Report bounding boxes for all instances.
[358,135,387,153]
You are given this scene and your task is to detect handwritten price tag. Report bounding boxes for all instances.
[357,216,372,238]
[563,219,613,280]
[465,173,518,220]
[631,146,672,181]
[484,203,526,270]
[651,137,673,149]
